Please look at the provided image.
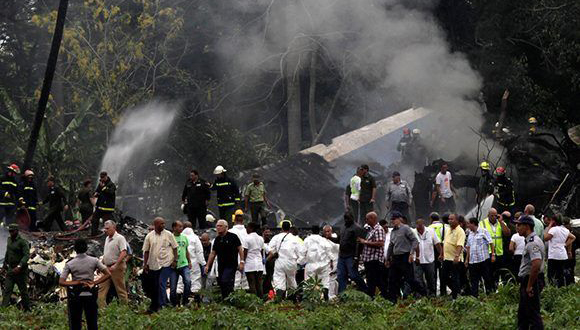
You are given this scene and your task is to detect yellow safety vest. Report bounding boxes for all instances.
[429,222,444,242]
[480,218,503,256]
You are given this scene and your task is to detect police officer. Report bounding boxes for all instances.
[493,167,515,214]
[182,169,211,229]
[212,165,241,222]
[515,215,545,330]
[2,223,30,311]
[19,170,38,231]
[93,171,116,236]
[59,239,111,330]
[0,164,20,226]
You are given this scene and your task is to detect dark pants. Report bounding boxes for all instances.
[388,253,426,302]
[337,256,368,294]
[433,251,446,296]
[263,259,275,295]
[68,294,98,330]
[547,259,567,287]
[442,260,461,299]
[349,199,360,223]
[28,209,37,231]
[170,266,191,306]
[44,211,66,232]
[518,276,544,330]
[218,266,236,299]
[246,271,263,298]
[0,205,16,225]
[2,270,29,310]
[364,260,388,299]
[512,255,522,280]
[414,262,436,296]
[564,258,575,286]
[490,254,508,290]
[143,269,161,312]
[187,206,207,229]
[249,202,266,226]
[79,207,93,223]
[218,206,235,225]
[91,210,112,236]
[391,201,409,222]
[358,201,374,225]
[469,259,493,297]
[438,196,455,213]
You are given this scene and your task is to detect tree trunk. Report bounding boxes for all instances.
[308,48,317,146]
[286,56,302,155]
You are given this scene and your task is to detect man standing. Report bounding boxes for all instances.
[493,167,515,214]
[301,225,332,300]
[524,204,544,240]
[336,212,367,294]
[2,224,30,311]
[262,227,275,295]
[93,172,116,236]
[244,173,269,227]
[322,225,340,299]
[413,218,441,296]
[182,170,211,229]
[19,170,38,231]
[212,165,241,223]
[358,212,387,299]
[347,167,364,221]
[42,176,68,232]
[465,218,494,297]
[477,161,494,205]
[244,222,265,298]
[143,217,178,312]
[0,164,20,226]
[516,215,545,330]
[479,208,510,289]
[440,213,466,299]
[267,220,302,299]
[428,212,446,295]
[358,165,376,225]
[432,163,456,213]
[386,211,424,302]
[386,171,412,221]
[169,221,192,306]
[59,239,111,330]
[77,179,94,225]
[98,220,128,307]
[229,212,249,291]
[205,220,244,300]
[200,232,212,290]
[181,221,206,303]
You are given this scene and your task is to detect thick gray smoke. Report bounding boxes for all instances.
[215,0,485,162]
[100,102,178,182]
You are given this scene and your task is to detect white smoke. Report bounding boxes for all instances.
[100,101,178,182]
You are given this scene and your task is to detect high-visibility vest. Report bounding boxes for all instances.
[429,222,444,242]
[480,218,503,256]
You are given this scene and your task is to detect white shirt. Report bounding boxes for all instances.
[383,228,391,260]
[103,232,128,266]
[244,232,265,272]
[229,224,248,248]
[547,226,570,260]
[413,227,440,264]
[436,171,453,198]
[510,233,525,256]
[350,176,361,201]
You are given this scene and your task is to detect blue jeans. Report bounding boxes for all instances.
[159,266,175,308]
[217,266,236,299]
[170,266,191,306]
[337,256,367,294]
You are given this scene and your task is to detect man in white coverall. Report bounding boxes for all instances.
[267,220,303,299]
[301,225,332,300]
[323,225,340,299]
[228,212,250,290]
[179,221,206,303]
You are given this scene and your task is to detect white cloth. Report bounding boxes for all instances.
[413,227,440,264]
[182,228,205,293]
[301,234,332,289]
[229,224,249,289]
[510,233,525,256]
[245,232,265,272]
[547,226,570,260]
[103,232,128,266]
[270,232,303,291]
[327,238,339,299]
[435,171,453,198]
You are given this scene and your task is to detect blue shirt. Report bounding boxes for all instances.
[466,228,492,264]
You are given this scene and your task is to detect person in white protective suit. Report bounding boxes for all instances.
[300,225,332,300]
[267,220,303,299]
[322,225,340,300]
[178,221,206,304]
[228,211,249,290]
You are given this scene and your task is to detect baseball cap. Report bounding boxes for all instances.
[515,215,535,228]
[391,211,403,219]
[392,171,400,177]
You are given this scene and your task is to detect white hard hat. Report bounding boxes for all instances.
[412,128,421,135]
[180,203,185,211]
[206,214,216,223]
[24,170,35,177]
[213,165,226,175]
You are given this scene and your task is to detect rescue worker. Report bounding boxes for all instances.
[322,225,340,299]
[229,211,249,291]
[0,164,20,226]
[397,128,412,157]
[477,161,494,205]
[42,176,68,231]
[515,215,545,330]
[479,208,510,290]
[300,225,332,300]
[492,167,515,214]
[77,179,94,224]
[18,170,38,231]
[212,165,241,222]
[244,173,270,227]
[181,221,206,304]
[182,169,211,229]
[2,223,30,311]
[385,171,412,221]
[528,117,538,135]
[267,220,303,299]
[93,171,116,236]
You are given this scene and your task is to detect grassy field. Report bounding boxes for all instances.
[0,283,578,329]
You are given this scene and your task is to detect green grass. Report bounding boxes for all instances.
[0,284,578,329]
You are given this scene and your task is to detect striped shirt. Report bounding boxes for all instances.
[466,228,492,264]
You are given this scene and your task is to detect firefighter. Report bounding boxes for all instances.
[18,170,38,231]
[0,164,21,226]
[528,117,537,135]
[396,128,412,157]
[182,169,211,229]
[493,167,515,214]
[211,165,241,222]
[477,161,494,205]
[93,171,116,236]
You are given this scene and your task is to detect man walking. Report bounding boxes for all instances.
[358,212,387,299]
[440,214,466,299]
[431,163,456,213]
[413,218,441,296]
[386,172,412,221]
[267,220,302,299]
[98,220,129,307]
[2,224,30,311]
[244,173,269,226]
[465,218,494,297]
[301,225,332,300]
[169,221,192,306]
[42,176,68,232]
[358,165,376,225]
[93,172,116,236]
[205,220,244,299]
[336,212,367,294]
[182,170,211,229]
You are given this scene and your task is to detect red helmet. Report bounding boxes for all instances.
[7,164,20,174]
[403,128,410,135]
[495,167,506,175]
